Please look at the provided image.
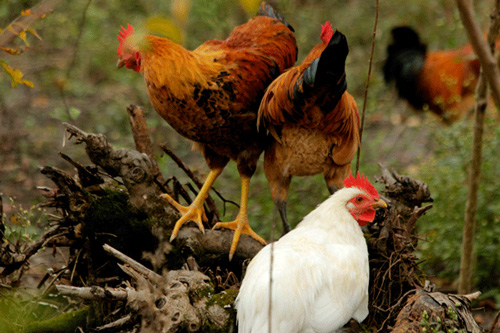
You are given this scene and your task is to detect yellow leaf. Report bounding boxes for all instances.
[146,17,184,45]
[21,9,32,16]
[238,0,261,15]
[18,30,29,46]
[1,61,34,88]
[171,0,192,25]
[26,28,43,42]
[1,47,21,55]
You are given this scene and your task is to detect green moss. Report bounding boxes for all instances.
[205,288,238,309]
[83,188,158,275]
[24,307,89,333]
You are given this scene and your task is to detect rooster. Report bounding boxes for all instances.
[117,3,297,259]
[235,173,387,332]
[383,26,480,124]
[257,22,360,233]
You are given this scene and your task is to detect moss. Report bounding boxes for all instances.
[205,288,238,309]
[23,306,89,333]
[83,188,158,276]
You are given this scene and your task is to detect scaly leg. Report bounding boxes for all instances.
[213,174,266,260]
[162,167,223,242]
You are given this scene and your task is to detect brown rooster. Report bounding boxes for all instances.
[257,22,360,233]
[383,26,481,124]
[117,3,297,259]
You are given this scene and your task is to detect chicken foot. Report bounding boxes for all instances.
[162,168,223,242]
[213,175,267,261]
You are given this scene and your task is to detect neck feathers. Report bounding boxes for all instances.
[141,36,224,99]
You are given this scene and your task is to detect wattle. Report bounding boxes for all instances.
[355,208,376,226]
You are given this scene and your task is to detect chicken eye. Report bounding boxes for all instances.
[356,197,363,203]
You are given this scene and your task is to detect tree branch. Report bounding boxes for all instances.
[456,0,500,112]
[0,0,62,48]
[457,0,500,295]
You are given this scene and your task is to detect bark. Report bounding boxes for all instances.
[457,0,500,295]
[393,288,483,333]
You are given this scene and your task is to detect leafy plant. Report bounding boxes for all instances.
[416,119,500,302]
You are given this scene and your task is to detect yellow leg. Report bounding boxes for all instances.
[162,168,223,242]
[213,175,267,260]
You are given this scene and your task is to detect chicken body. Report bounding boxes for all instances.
[236,174,386,332]
[118,3,297,259]
[383,26,480,124]
[258,24,359,232]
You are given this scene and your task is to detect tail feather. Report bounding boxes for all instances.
[383,26,427,109]
[294,30,348,110]
[257,2,295,32]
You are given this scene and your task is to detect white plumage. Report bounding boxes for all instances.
[236,182,385,333]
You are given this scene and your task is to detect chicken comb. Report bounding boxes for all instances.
[117,24,135,57]
[320,21,334,44]
[343,172,379,198]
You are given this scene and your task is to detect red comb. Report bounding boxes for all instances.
[320,21,334,44]
[343,172,378,198]
[117,24,135,57]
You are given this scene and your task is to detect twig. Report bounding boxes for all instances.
[0,0,62,48]
[0,225,60,277]
[160,143,220,222]
[102,243,162,284]
[406,205,433,236]
[56,285,130,301]
[355,0,379,173]
[488,309,500,333]
[95,314,132,332]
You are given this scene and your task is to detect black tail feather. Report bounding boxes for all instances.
[294,30,348,110]
[257,2,294,32]
[383,26,427,108]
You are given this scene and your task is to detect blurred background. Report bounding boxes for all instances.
[1,0,499,311]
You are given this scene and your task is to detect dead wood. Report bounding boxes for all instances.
[126,104,168,190]
[393,287,483,333]
[57,243,234,332]
[0,224,60,277]
[365,165,433,330]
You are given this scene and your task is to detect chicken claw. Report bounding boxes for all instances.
[161,193,208,242]
[213,174,267,261]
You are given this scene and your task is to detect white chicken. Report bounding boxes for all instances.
[235,173,387,332]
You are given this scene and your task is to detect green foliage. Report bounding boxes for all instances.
[420,307,465,333]
[2,197,47,247]
[416,120,500,302]
[0,288,87,333]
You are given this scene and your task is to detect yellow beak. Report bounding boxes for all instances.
[117,59,125,69]
[371,198,387,209]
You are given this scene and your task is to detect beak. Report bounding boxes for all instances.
[117,59,125,69]
[371,198,387,209]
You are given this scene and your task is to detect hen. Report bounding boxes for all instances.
[235,173,387,333]
[257,22,360,232]
[117,3,297,259]
[383,26,480,124]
